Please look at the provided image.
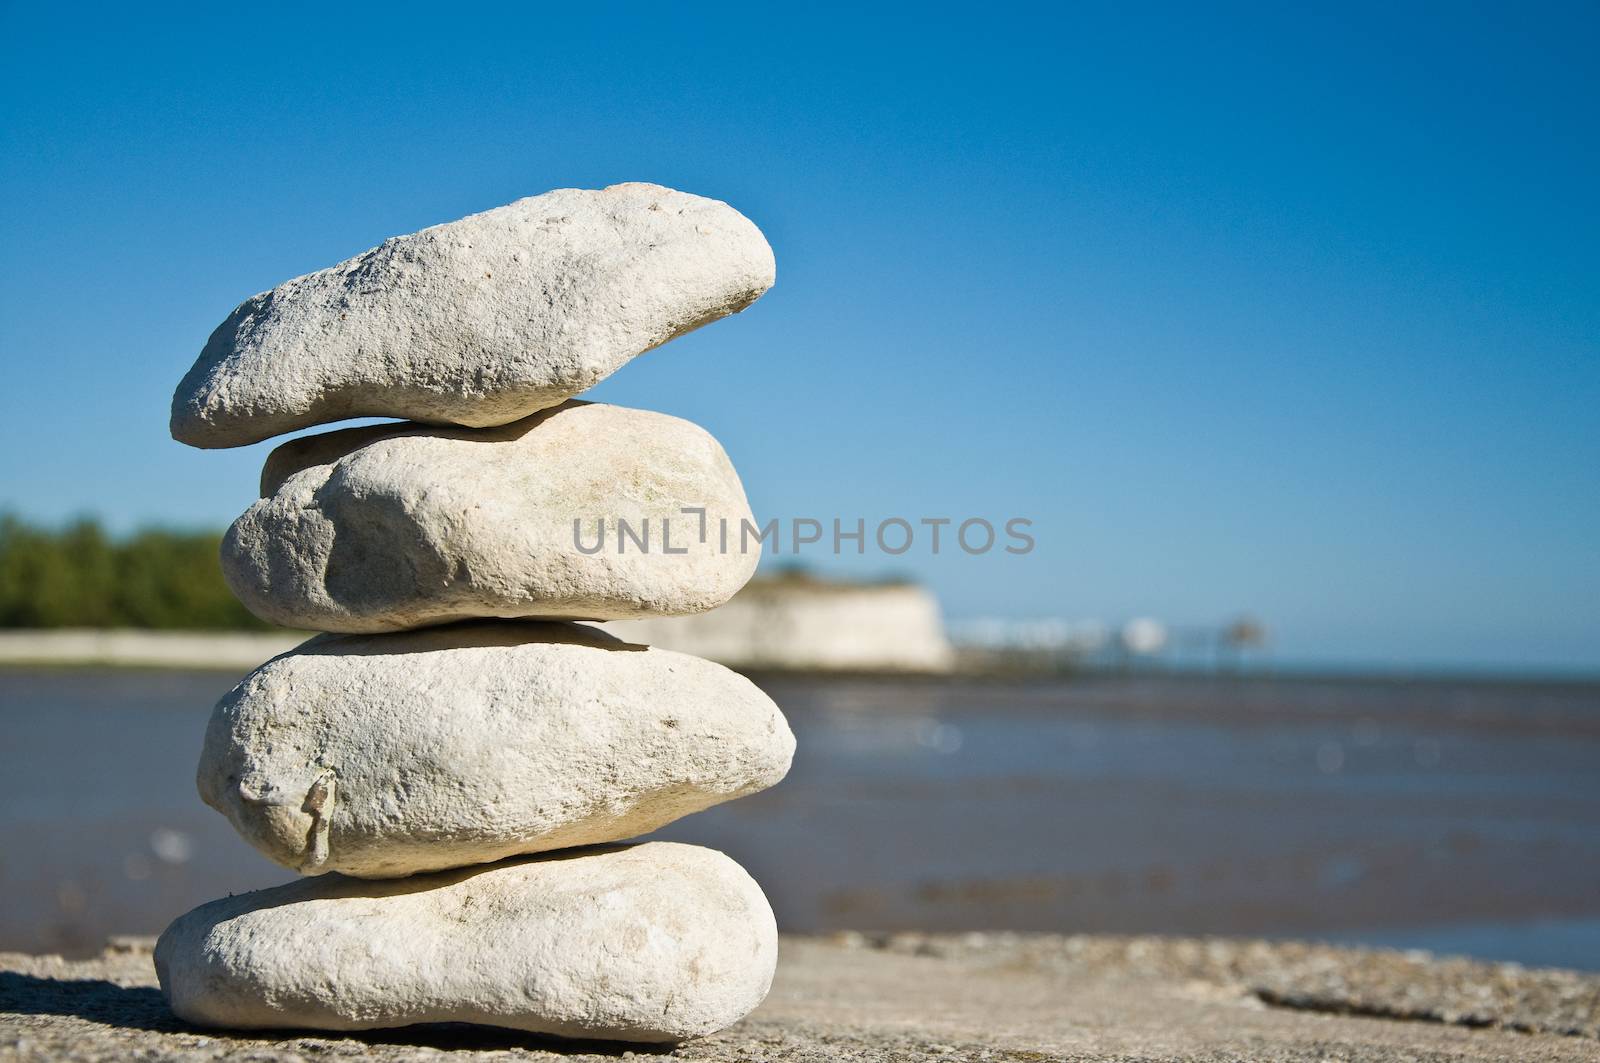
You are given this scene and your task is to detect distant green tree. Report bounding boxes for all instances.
[0,514,273,630]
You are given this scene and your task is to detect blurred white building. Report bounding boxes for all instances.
[606,572,955,672]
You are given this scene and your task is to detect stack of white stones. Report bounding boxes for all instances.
[153,184,795,1044]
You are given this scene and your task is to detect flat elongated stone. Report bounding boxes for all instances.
[197,621,794,877]
[154,842,778,1042]
[170,183,774,448]
[222,401,759,632]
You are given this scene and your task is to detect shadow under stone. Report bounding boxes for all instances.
[0,972,178,1033]
[0,971,677,1055]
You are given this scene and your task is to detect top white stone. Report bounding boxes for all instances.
[170,183,775,448]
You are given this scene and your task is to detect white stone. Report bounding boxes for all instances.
[197,621,793,878]
[222,401,759,632]
[155,842,777,1042]
[170,183,774,448]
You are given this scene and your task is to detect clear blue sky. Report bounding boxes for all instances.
[2,3,1596,672]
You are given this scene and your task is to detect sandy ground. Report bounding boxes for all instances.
[2,932,1597,1062]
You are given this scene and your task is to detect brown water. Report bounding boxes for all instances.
[3,667,1598,969]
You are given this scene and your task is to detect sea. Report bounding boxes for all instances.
[2,666,1597,970]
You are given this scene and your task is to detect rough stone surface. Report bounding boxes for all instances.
[5,933,1598,1062]
[151,844,776,1043]
[170,183,774,448]
[223,401,759,632]
[198,622,794,877]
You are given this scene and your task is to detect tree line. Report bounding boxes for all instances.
[0,514,273,629]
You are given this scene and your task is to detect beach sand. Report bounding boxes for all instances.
[2,932,1597,1061]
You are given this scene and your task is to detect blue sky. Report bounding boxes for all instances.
[2,3,1596,671]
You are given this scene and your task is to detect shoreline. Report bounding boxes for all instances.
[0,629,304,671]
[3,628,1598,686]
